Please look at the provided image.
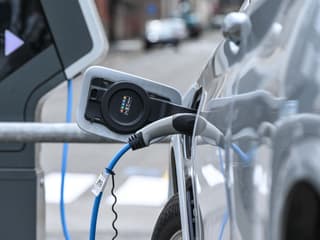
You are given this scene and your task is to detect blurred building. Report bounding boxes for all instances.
[188,0,243,26]
[95,0,171,40]
[95,0,243,41]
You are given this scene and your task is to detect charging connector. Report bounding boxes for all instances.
[90,113,225,240]
[128,113,224,150]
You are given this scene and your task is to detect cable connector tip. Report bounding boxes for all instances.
[128,132,146,150]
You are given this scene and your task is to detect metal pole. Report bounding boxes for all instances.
[0,122,169,143]
[0,122,116,143]
[0,122,170,143]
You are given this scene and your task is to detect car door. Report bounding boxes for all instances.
[189,0,315,239]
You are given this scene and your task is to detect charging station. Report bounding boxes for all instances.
[77,66,197,142]
[0,0,107,239]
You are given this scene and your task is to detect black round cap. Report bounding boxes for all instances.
[101,82,150,134]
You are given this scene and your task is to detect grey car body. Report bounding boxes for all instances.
[169,0,320,239]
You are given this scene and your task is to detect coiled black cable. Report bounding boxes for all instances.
[90,144,131,240]
[110,171,119,240]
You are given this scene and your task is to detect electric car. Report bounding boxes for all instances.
[152,0,320,240]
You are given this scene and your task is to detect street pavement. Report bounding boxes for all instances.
[41,30,222,240]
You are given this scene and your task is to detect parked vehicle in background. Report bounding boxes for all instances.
[177,2,202,38]
[143,18,187,50]
[181,12,202,38]
[152,0,320,239]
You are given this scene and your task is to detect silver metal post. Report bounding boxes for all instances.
[0,122,169,143]
[0,122,117,143]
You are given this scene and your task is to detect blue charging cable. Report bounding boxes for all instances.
[89,143,131,240]
[218,148,228,240]
[60,79,73,240]
[231,143,250,163]
[218,210,229,240]
[217,143,251,240]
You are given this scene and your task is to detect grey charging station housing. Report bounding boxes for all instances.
[78,66,184,142]
[0,1,107,239]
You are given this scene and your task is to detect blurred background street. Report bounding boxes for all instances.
[41,30,222,240]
